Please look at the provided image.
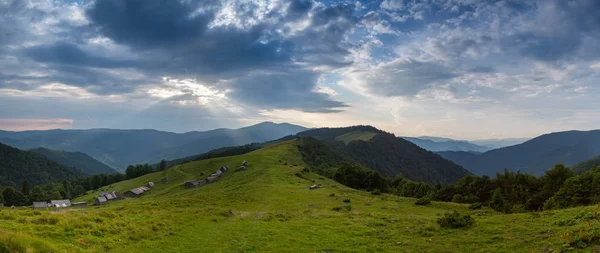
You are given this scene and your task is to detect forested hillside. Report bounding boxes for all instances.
[29,148,117,175]
[297,126,471,184]
[439,130,600,176]
[0,143,86,186]
[573,154,600,173]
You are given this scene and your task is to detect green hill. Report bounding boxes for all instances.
[297,126,471,184]
[0,143,86,186]
[573,154,600,173]
[29,148,117,175]
[0,139,598,252]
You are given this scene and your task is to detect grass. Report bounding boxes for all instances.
[334,130,378,144]
[0,140,599,252]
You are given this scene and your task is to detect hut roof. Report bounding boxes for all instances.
[33,202,49,208]
[50,199,71,207]
[129,188,145,195]
[96,197,108,203]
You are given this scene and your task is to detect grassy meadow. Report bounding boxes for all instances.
[0,140,599,252]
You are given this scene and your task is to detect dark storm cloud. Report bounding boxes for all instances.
[86,0,217,49]
[227,70,347,113]
[23,42,136,69]
[1,0,356,112]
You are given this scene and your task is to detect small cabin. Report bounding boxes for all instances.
[146,182,155,188]
[95,197,108,205]
[124,187,146,198]
[242,161,248,166]
[238,165,246,171]
[32,202,49,209]
[50,199,71,208]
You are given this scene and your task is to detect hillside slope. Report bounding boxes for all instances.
[0,122,307,170]
[297,126,471,184]
[439,130,600,176]
[0,143,86,186]
[29,147,117,175]
[573,154,600,173]
[402,137,491,152]
[0,139,596,252]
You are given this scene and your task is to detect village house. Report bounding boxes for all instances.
[146,182,155,188]
[124,187,146,198]
[50,199,71,208]
[95,196,108,205]
[32,202,49,209]
[242,161,248,166]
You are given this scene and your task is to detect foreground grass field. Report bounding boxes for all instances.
[1,140,599,252]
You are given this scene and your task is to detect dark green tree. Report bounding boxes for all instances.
[2,187,28,206]
[159,160,167,171]
[72,185,86,198]
[21,180,30,196]
[29,186,47,202]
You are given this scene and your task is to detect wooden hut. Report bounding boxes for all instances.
[95,197,108,205]
[32,202,49,209]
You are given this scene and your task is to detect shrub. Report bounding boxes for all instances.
[452,194,465,203]
[469,203,483,210]
[329,193,335,197]
[437,210,474,229]
[332,205,352,212]
[414,197,431,206]
[371,189,382,195]
[342,199,351,203]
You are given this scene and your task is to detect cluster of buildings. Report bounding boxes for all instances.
[95,181,154,205]
[32,199,87,209]
[185,165,230,188]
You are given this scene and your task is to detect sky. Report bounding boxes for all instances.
[0,0,599,140]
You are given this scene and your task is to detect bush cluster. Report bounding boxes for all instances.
[414,197,431,206]
[437,210,474,229]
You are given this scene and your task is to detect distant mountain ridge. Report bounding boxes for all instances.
[296,126,471,184]
[29,148,117,175]
[438,130,600,176]
[0,143,86,186]
[0,122,308,171]
[402,137,491,152]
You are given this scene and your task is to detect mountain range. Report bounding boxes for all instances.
[402,137,491,152]
[438,130,600,176]
[402,136,529,152]
[0,122,308,171]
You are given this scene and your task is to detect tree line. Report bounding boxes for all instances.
[326,163,600,213]
[299,137,600,213]
[0,162,167,206]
